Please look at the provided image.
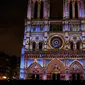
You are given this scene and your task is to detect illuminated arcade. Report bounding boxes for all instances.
[20,0,85,80]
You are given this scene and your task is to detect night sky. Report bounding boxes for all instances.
[0,0,63,57]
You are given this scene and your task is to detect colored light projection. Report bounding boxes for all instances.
[50,37,62,49]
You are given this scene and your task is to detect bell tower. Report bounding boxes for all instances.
[27,0,50,19]
[20,0,50,79]
[20,0,85,80]
[63,0,85,19]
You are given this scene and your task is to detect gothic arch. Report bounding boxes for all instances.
[32,42,36,50]
[76,41,81,50]
[69,0,72,19]
[34,1,38,19]
[68,61,83,73]
[27,62,43,74]
[46,59,65,73]
[39,42,43,50]
[76,40,82,50]
[70,41,73,50]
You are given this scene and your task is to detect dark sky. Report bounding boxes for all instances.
[0,0,63,57]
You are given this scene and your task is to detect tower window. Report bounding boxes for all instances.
[69,1,72,19]
[39,42,42,50]
[34,1,38,19]
[75,1,78,18]
[76,41,80,50]
[40,1,44,19]
[70,42,73,50]
[50,24,62,32]
[32,42,36,50]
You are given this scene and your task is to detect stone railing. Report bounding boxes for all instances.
[24,50,85,58]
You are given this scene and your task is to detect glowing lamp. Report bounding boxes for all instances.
[2,76,7,79]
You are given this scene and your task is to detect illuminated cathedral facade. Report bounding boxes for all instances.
[20,0,85,80]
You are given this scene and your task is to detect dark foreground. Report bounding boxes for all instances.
[0,80,85,85]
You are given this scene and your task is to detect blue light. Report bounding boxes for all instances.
[61,60,65,65]
[40,26,43,31]
[27,59,34,67]
[32,26,36,32]
[80,36,82,40]
[36,26,40,32]
[21,47,25,54]
[20,55,24,68]
[24,34,26,39]
[45,59,51,66]
[37,59,43,67]
[81,25,84,30]
[23,39,26,45]
[84,9,85,17]
[20,73,24,79]
[20,69,24,73]
[79,2,82,17]
[27,26,30,32]
[68,59,73,66]
[78,59,83,65]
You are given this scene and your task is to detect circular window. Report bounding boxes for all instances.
[50,37,63,49]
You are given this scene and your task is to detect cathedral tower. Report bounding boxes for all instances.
[20,0,85,80]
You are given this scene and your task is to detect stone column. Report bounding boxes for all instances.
[27,0,31,19]
[78,1,80,18]
[44,2,48,19]
[68,1,70,18]
[74,42,76,50]
[43,59,46,67]
[38,1,40,19]
[72,1,75,18]
[65,69,69,80]
[43,68,47,80]
[24,60,27,69]
[81,0,84,18]
[36,42,39,51]
[84,69,85,80]
[31,1,34,19]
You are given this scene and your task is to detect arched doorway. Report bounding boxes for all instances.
[69,61,83,80]
[52,64,61,80]
[27,62,43,80]
[47,59,65,80]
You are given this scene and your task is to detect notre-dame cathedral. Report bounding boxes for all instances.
[20,0,85,80]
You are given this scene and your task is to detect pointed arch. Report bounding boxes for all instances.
[46,59,65,73]
[69,60,83,73]
[27,62,43,74]
[39,42,43,50]
[70,41,73,50]
[32,42,36,50]
[76,41,81,50]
